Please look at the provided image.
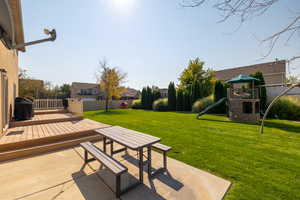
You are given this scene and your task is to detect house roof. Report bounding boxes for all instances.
[0,0,25,51]
[121,88,139,98]
[215,60,286,83]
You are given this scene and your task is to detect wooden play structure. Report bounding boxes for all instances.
[197,74,261,123]
[227,75,260,123]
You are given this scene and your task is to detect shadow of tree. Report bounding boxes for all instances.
[72,165,167,200]
[263,121,300,134]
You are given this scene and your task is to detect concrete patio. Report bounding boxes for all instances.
[0,142,231,200]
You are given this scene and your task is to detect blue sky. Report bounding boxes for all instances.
[19,0,300,89]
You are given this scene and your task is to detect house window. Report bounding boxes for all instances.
[243,102,252,114]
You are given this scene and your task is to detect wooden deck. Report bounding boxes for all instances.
[34,109,67,115]
[0,113,111,162]
[9,113,83,127]
[1,119,109,145]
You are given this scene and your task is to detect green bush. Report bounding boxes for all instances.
[152,98,169,111]
[132,99,142,109]
[192,95,214,113]
[268,96,300,120]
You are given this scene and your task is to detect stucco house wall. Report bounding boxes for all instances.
[0,0,24,135]
[0,41,19,134]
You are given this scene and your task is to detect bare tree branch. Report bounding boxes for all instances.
[182,0,300,61]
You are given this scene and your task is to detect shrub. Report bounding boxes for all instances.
[268,96,300,120]
[132,99,142,109]
[152,98,169,111]
[192,95,214,113]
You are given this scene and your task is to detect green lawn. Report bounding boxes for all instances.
[84,109,300,200]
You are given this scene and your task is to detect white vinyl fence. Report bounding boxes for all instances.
[33,99,63,110]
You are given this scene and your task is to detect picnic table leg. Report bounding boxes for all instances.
[139,148,144,184]
[110,141,114,156]
[84,149,88,164]
[147,146,152,176]
[103,137,107,153]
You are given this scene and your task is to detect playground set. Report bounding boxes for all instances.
[197,74,300,134]
[197,74,261,123]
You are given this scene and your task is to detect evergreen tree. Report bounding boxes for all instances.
[141,87,147,109]
[168,82,177,111]
[191,80,202,104]
[152,89,161,102]
[213,80,227,113]
[250,71,267,112]
[214,80,224,102]
[146,86,153,110]
[183,91,191,111]
[176,89,184,111]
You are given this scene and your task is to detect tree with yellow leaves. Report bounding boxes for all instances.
[96,60,127,112]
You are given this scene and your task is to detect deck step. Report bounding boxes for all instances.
[9,116,83,128]
[0,129,100,152]
[0,134,102,162]
[34,109,67,115]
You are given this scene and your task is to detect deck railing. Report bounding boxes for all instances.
[33,99,63,110]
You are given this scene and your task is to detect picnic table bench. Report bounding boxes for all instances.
[80,142,127,198]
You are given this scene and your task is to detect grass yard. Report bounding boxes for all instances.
[84,109,300,200]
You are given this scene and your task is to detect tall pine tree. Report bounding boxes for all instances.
[168,82,177,111]
[176,89,184,111]
[141,87,147,109]
[250,71,267,112]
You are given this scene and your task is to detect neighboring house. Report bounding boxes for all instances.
[215,60,300,102]
[215,60,286,85]
[152,86,168,98]
[71,82,140,101]
[120,88,140,100]
[0,0,25,134]
[159,88,168,98]
[70,82,104,101]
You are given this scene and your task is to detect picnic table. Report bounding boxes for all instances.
[95,126,161,184]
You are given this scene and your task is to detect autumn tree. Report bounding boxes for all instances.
[96,60,126,112]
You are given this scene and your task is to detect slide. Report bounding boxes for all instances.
[196,97,227,119]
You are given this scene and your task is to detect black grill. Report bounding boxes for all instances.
[14,97,34,121]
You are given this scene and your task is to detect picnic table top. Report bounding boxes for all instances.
[95,126,161,150]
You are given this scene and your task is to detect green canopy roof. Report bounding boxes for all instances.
[226,74,259,83]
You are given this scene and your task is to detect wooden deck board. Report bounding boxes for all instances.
[9,113,82,128]
[0,119,111,145]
